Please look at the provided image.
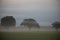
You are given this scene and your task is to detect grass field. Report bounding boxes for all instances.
[0,31,60,40]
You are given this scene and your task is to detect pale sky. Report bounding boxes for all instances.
[0,0,60,26]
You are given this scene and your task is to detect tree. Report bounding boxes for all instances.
[20,18,40,29]
[52,22,60,31]
[1,16,16,27]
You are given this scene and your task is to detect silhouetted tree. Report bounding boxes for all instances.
[21,18,40,29]
[1,16,16,27]
[52,22,60,31]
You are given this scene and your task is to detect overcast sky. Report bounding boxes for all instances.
[0,0,60,26]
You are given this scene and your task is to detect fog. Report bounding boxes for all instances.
[0,0,60,26]
[0,26,59,32]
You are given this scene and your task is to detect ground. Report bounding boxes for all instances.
[0,31,60,40]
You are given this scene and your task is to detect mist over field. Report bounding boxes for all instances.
[0,1,60,40]
[0,26,60,32]
[0,0,60,32]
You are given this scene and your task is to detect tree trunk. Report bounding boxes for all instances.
[56,28,58,31]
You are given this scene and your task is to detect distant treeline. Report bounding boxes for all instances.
[0,16,60,31]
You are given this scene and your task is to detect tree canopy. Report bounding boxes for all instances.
[21,18,40,28]
[1,16,16,26]
[52,22,60,30]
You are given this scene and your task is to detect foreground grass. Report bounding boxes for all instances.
[0,31,60,40]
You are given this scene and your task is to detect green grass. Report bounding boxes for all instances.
[0,31,60,40]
